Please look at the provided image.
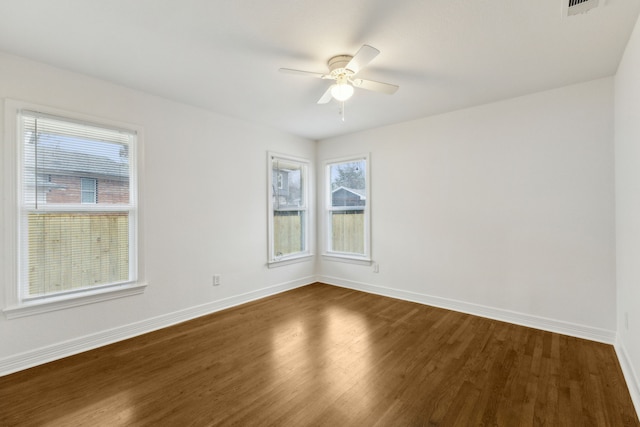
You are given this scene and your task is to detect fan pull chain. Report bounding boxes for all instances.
[340,101,346,122]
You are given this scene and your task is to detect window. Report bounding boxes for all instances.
[81,177,97,203]
[325,155,370,261]
[268,153,310,264]
[7,106,141,310]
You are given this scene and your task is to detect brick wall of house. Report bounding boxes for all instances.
[46,175,129,204]
[97,178,129,204]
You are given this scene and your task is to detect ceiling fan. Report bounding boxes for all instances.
[279,45,399,105]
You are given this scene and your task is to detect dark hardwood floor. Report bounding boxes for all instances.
[1,283,638,426]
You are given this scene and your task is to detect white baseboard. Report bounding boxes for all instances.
[319,275,617,344]
[0,276,316,377]
[1,276,620,378]
[615,338,640,419]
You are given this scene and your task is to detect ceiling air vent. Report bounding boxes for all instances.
[564,0,601,16]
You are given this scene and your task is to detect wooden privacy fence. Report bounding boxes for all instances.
[331,211,364,254]
[273,210,365,256]
[28,212,129,296]
[274,211,303,256]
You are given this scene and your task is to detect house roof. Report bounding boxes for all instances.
[35,147,129,180]
[0,1,638,140]
[332,186,366,200]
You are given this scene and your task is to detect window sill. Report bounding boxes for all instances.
[3,282,148,319]
[268,254,313,268]
[322,254,372,266]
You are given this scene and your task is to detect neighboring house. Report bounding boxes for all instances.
[272,168,301,208]
[274,168,289,195]
[30,146,129,205]
[331,186,366,208]
[272,168,290,207]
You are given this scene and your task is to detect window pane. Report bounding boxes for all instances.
[331,210,365,254]
[23,115,130,206]
[330,160,366,208]
[272,159,304,209]
[81,191,95,204]
[28,212,129,297]
[273,211,305,257]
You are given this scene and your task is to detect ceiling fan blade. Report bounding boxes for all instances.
[279,68,331,79]
[351,78,399,94]
[317,85,334,104]
[346,45,380,74]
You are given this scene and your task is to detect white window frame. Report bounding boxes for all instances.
[323,154,371,264]
[267,152,312,266]
[2,99,147,319]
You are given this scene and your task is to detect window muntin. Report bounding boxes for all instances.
[19,110,137,300]
[326,156,370,259]
[268,154,310,263]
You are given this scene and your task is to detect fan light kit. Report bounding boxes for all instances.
[331,76,354,101]
[280,45,399,120]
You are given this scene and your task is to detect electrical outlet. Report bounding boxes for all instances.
[213,274,221,286]
[373,263,379,273]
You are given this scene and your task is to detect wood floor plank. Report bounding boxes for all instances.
[0,283,637,426]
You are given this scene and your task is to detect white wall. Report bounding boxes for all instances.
[318,78,616,340]
[615,11,640,412]
[0,52,316,371]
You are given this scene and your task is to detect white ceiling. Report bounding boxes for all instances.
[0,0,639,140]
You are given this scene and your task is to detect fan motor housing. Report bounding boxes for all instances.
[328,55,355,76]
